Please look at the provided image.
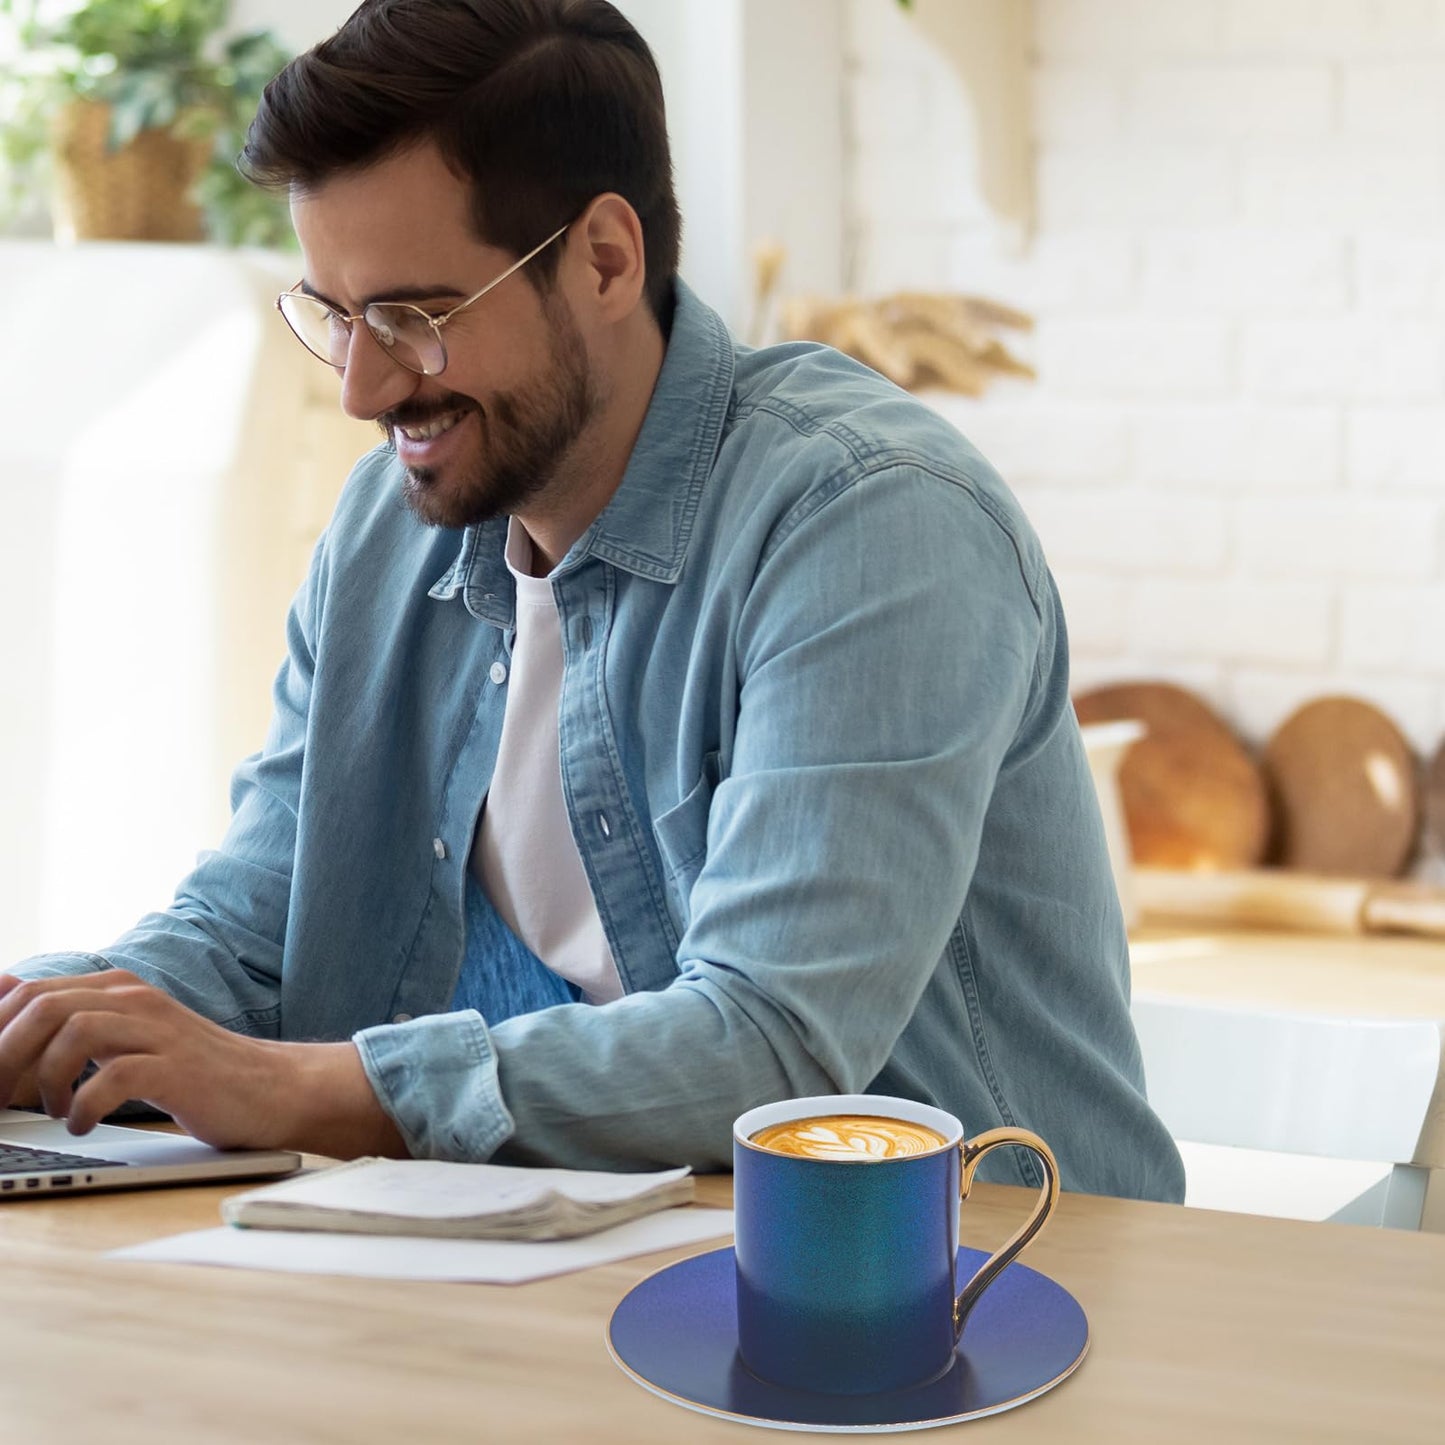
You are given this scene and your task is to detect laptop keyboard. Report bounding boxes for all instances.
[0,1143,129,1175]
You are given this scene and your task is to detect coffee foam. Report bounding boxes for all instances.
[749,1114,949,1162]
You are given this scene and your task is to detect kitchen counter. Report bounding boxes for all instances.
[1129,923,1445,1227]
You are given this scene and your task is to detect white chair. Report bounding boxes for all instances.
[1132,995,1441,1229]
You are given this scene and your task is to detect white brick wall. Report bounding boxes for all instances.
[1132,65,1335,140]
[1131,403,1342,490]
[1350,408,1445,487]
[1240,320,1445,400]
[845,0,1445,774]
[1139,230,1349,312]
[1037,318,1235,397]
[1129,579,1335,665]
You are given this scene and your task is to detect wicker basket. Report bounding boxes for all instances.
[49,100,212,243]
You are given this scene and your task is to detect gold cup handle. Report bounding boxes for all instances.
[952,1127,1061,1339]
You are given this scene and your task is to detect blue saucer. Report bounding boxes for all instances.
[607,1246,1088,1433]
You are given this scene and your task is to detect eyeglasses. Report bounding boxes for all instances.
[276,223,569,378]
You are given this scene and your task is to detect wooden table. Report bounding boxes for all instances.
[3,1171,1444,1442]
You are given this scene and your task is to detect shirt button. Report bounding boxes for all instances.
[433,838,448,860]
[597,811,612,839]
[392,1012,413,1025]
[490,661,508,685]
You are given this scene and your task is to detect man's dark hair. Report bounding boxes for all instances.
[242,0,681,322]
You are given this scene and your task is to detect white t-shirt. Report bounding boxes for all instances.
[469,521,623,1005]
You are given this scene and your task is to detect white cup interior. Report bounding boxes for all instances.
[733,1093,963,1152]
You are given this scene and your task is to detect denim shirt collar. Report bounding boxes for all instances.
[429,280,735,626]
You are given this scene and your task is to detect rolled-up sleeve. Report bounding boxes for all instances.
[353,1011,514,1160]
[4,952,112,983]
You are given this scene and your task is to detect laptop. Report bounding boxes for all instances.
[0,1108,300,1198]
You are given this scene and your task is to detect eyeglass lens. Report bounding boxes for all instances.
[278,294,447,376]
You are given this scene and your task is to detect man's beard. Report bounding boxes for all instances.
[384,293,598,531]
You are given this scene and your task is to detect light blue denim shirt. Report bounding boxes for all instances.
[12,282,1183,1202]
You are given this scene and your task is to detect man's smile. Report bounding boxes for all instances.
[397,409,468,443]
[389,408,482,481]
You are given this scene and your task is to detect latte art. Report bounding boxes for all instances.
[750,1114,949,1162]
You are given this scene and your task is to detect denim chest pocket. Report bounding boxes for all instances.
[652,751,721,929]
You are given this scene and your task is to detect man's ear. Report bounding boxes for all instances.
[569,192,647,320]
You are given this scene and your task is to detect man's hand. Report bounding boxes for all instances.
[0,971,405,1157]
[4,1062,39,1110]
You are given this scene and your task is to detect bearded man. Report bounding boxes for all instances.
[0,0,1182,1205]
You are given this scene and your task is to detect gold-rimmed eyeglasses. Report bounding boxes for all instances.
[276,223,569,378]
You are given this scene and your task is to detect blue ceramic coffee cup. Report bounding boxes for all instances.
[732,1093,1059,1396]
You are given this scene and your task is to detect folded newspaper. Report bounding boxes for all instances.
[221,1158,695,1241]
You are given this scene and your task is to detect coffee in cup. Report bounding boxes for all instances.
[733,1093,1059,1396]
[748,1113,949,1161]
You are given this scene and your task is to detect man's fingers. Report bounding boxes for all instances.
[0,970,133,1030]
[0,975,49,1034]
[33,1011,159,1123]
[69,1056,163,1136]
[5,1065,40,1110]
[0,974,148,1109]
[0,985,76,1105]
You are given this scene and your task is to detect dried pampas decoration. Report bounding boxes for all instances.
[781,291,1035,397]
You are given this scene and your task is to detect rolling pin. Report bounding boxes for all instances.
[1133,866,1445,939]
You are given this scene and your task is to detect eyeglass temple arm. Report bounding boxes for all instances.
[431,223,571,327]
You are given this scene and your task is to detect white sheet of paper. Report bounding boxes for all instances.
[107,1207,734,1283]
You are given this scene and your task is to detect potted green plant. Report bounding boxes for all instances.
[0,0,293,246]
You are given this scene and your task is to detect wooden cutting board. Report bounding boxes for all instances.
[1135,864,1445,938]
[1073,682,1270,869]
[1261,696,1418,878]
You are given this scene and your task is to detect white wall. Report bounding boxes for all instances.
[846,0,1445,757]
